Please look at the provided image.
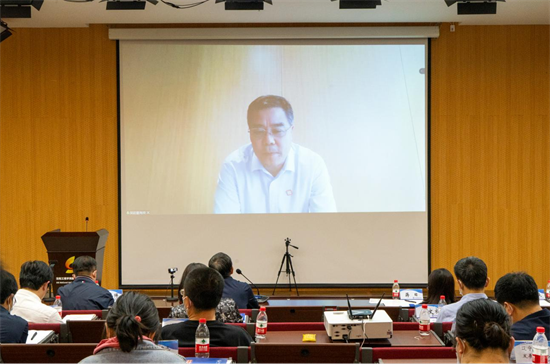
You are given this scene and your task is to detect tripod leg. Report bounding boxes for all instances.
[272,253,287,295]
[286,253,292,291]
[287,254,299,297]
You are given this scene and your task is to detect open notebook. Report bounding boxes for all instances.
[26,330,55,344]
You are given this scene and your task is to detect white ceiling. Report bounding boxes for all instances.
[5,0,550,28]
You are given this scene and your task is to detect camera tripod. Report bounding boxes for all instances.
[273,238,299,296]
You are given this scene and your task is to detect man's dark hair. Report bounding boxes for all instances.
[1,269,18,304]
[494,272,540,309]
[72,256,97,277]
[456,299,511,352]
[177,262,207,304]
[106,292,161,353]
[208,252,232,279]
[184,267,224,311]
[247,95,294,126]
[454,256,487,290]
[19,260,53,290]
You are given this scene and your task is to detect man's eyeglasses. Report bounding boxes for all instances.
[248,125,292,140]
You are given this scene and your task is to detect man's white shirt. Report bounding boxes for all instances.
[11,289,63,324]
[214,143,337,214]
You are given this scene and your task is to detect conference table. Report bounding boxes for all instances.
[257,330,444,347]
[263,297,413,322]
[379,360,455,364]
[153,296,414,322]
[264,298,380,307]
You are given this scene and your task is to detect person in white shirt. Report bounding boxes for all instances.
[436,256,489,326]
[214,95,337,214]
[11,260,63,324]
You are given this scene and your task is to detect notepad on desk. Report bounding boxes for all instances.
[26,330,55,344]
[62,314,97,322]
[369,298,415,307]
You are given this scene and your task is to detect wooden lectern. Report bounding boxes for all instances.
[41,229,109,294]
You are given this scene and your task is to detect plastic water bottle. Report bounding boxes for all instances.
[436,295,446,315]
[546,280,550,301]
[392,280,400,300]
[255,307,268,341]
[195,318,210,358]
[419,304,430,336]
[532,327,548,364]
[52,295,62,317]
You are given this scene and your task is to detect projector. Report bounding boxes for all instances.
[324,310,393,340]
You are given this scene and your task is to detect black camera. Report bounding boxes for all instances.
[168,267,178,274]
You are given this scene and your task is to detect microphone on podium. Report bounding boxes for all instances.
[236,268,269,303]
[85,217,89,232]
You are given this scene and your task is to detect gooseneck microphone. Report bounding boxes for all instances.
[236,268,260,296]
[85,217,89,232]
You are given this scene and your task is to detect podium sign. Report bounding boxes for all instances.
[41,229,108,293]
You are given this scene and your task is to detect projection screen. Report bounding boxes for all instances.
[119,38,429,287]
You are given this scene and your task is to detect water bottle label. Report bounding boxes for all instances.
[546,292,550,299]
[256,322,267,335]
[419,323,430,332]
[532,354,548,364]
[392,291,399,298]
[195,338,210,353]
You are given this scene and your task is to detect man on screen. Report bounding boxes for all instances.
[214,95,336,214]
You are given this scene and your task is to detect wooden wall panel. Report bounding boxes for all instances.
[1,24,549,291]
[0,25,119,288]
[431,25,550,289]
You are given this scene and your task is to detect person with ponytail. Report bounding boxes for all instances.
[80,292,184,363]
[455,298,515,363]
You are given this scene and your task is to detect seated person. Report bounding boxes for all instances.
[58,256,114,310]
[161,267,253,347]
[455,298,514,363]
[437,256,489,324]
[0,269,28,343]
[169,263,242,323]
[422,268,455,304]
[208,252,259,309]
[11,260,63,323]
[80,291,184,363]
[494,271,550,340]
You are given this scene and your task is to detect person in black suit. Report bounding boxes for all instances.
[0,269,28,343]
[58,256,114,310]
[161,266,253,347]
[208,252,259,309]
[494,272,550,340]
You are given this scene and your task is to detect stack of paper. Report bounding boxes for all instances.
[62,314,97,322]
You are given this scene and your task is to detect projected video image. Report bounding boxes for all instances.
[121,44,426,215]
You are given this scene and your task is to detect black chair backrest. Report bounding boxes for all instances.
[157,306,172,320]
[67,320,106,343]
[265,306,325,322]
[251,342,359,363]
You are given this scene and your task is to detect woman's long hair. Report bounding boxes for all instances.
[423,268,455,304]
[105,292,161,353]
